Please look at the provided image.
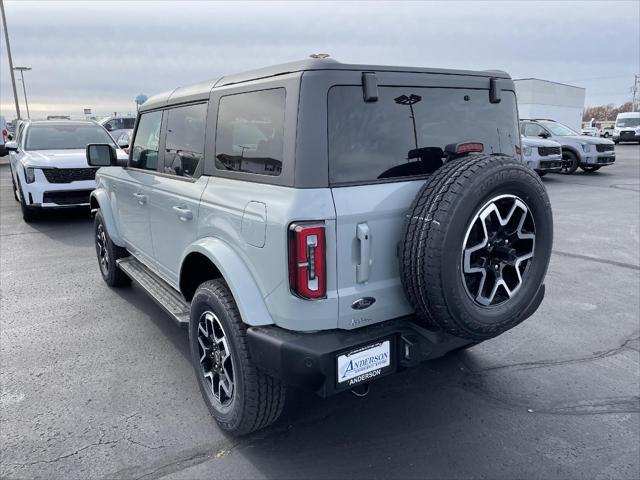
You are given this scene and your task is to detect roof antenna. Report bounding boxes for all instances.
[309,53,330,59]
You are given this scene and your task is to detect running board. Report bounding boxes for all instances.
[117,257,190,327]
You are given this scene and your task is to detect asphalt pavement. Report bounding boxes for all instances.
[1,145,639,480]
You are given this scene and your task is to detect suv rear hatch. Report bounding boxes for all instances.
[329,82,520,329]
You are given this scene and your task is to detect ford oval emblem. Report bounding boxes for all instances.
[351,297,376,310]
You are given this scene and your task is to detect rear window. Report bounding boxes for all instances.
[215,88,285,177]
[328,86,519,185]
[25,124,115,150]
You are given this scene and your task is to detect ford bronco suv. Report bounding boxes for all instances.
[86,58,553,435]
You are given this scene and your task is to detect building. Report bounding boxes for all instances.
[514,78,586,132]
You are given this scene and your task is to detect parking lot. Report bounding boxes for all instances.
[1,145,638,479]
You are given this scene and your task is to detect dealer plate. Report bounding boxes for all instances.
[337,340,391,387]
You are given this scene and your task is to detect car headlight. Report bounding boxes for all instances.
[523,146,532,157]
[581,144,592,153]
[24,167,36,183]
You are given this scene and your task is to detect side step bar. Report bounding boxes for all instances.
[117,257,190,327]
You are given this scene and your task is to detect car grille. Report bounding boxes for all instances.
[621,130,635,136]
[596,144,614,152]
[537,146,561,156]
[41,168,98,183]
[43,190,92,205]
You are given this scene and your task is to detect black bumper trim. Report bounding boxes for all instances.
[247,318,471,397]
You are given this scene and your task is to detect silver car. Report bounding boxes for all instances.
[521,119,615,174]
[85,58,553,435]
[520,135,563,176]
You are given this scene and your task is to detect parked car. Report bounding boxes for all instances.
[0,115,8,157]
[521,136,563,176]
[613,112,640,144]
[580,126,598,136]
[6,120,127,222]
[520,119,615,174]
[86,58,553,435]
[99,115,135,141]
[115,131,132,154]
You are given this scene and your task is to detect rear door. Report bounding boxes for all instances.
[328,84,520,329]
[148,102,209,285]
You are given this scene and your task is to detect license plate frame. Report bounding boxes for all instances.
[336,339,393,388]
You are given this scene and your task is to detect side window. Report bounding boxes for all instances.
[103,120,116,132]
[163,103,207,178]
[524,123,544,137]
[215,88,285,177]
[122,118,136,129]
[130,110,162,171]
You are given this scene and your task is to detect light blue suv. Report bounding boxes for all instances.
[86,58,553,435]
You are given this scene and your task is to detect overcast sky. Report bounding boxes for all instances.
[1,0,638,119]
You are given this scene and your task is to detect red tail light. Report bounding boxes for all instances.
[288,222,326,299]
[456,142,484,154]
[1,129,6,138]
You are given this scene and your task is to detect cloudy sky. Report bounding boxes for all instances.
[1,0,638,119]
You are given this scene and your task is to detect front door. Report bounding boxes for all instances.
[118,109,163,265]
[148,103,208,285]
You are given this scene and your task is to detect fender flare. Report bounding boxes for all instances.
[561,144,582,161]
[181,238,274,327]
[90,188,125,247]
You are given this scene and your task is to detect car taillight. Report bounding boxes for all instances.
[1,129,7,138]
[456,142,484,154]
[288,222,326,299]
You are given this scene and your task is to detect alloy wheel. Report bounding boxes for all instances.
[461,194,536,307]
[197,311,234,407]
[96,223,109,276]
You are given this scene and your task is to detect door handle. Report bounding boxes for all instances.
[356,223,371,283]
[133,192,147,205]
[172,205,193,221]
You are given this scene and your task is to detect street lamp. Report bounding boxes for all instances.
[13,66,32,119]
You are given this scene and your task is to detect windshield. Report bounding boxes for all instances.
[617,117,640,128]
[25,124,115,150]
[539,121,579,136]
[328,86,519,184]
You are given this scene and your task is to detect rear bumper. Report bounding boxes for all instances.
[247,318,472,397]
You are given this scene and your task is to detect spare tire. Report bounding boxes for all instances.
[400,154,553,341]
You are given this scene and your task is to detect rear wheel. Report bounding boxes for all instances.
[400,155,553,341]
[189,279,286,435]
[94,210,130,286]
[580,165,601,173]
[560,150,578,174]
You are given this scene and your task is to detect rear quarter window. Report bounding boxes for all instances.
[215,88,285,177]
[328,86,519,185]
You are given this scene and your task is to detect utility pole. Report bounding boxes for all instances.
[14,66,31,118]
[0,0,21,119]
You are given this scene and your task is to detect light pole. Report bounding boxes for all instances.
[14,66,32,119]
[0,0,21,119]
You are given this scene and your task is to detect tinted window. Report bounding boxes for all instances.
[163,103,207,178]
[328,87,519,185]
[215,89,285,177]
[122,118,136,129]
[130,111,162,171]
[25,124,115,150]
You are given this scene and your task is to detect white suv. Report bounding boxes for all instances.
[7,120,127,222]
[86,58,553,435]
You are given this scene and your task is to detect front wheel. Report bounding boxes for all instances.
[560,150,579,174]
[189,279,286,435]
[94,211,130,286]
[603,132,610,138]
[580,165,601,173]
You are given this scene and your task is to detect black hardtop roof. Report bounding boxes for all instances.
[140,58,511,112]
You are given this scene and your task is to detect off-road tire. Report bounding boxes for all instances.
[560,150,579,174]
[94,210,130,286]
[580,165,601,173]
[400,155,553,341]
[189,279,286,436]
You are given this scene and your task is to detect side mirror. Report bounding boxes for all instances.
[117,137,129,149]
[538,131,550,139]
[5,141,18,152]
[104,124,112,131]
[86,143,117,167]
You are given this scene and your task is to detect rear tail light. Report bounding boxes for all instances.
[2,129,7,138]
[456,142,484,154]
[288,222,326,299]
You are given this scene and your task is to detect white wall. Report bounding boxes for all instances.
[515,79,586,132]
